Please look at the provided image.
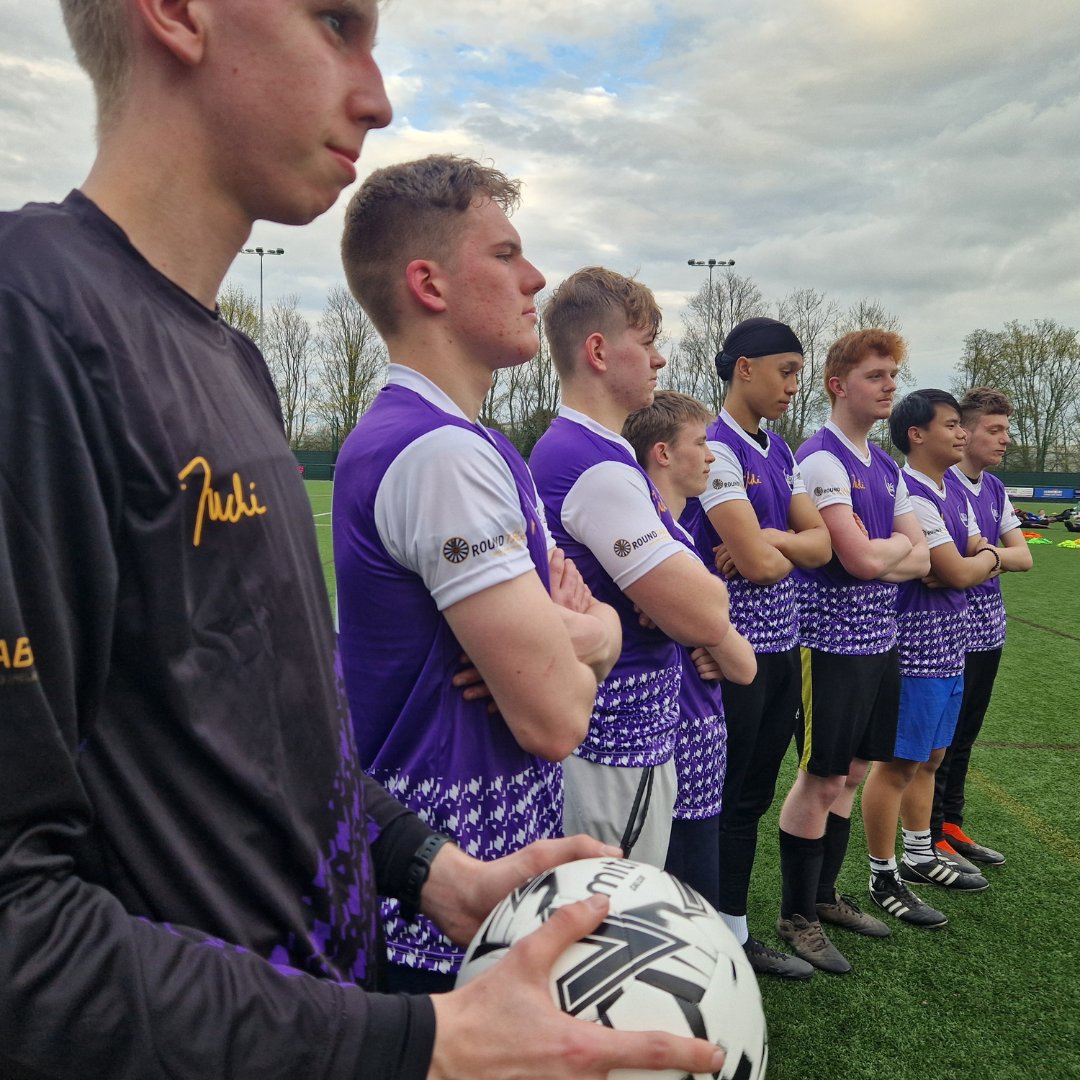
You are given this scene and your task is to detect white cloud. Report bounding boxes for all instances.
[2,0,1077,392]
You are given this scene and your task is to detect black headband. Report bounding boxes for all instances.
[715,317,804,381]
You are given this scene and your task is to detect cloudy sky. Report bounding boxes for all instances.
[2,0,1078,387]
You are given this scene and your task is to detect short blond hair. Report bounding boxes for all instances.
[342,155,522,337]
[60,0,133,133]
[623,391,713,469]
[543,267,662,378]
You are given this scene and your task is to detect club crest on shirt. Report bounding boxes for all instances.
[884,479,896,497]
[178,455,269,548]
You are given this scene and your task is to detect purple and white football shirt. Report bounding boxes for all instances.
[796,422,911,656]
[898,467,979,679]
[671,500,728,820]
[700,409,802,653]
[334,366,562,974]
[948,465,1020,651]
[530,407,689,769]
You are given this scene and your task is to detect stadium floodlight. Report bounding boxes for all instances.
[240,246,285,339]
[687,258,735,357]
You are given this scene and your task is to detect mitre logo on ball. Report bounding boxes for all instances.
[457,857,768,1080]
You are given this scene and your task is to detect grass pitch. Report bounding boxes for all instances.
[306,481,1080,1078]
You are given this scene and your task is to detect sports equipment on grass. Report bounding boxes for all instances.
[743,935,814,980]
[457,857,768,1080]
[934,839,982,874]
[815,890,891,938]
[869,872,948,928]
[942,823,1005,866]
[775,914,851,974]
[899,855,989,892]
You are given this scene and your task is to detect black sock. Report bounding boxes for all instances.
[779,828,824,921]
[816,812,852,904]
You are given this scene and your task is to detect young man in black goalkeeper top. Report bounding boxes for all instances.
[0,3,726,1079]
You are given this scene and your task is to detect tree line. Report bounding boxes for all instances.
[218,282,388,451]
[218,272,1080,471]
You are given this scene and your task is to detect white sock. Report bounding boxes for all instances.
[902,828,936,865]
[720,912,749,945]
[869,854,897,879]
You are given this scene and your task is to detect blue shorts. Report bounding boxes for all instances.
[894,675,963,762]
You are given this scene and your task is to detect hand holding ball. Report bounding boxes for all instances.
[457,857,768,1080]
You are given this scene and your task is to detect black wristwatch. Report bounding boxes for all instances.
[398,833,453,921]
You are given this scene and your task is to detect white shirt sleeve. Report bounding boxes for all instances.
[374,426,540,611]
[1000,496,1022,537]
[699,442,749,511]
[894,474,913,519]
[909,495,954,550]
[561,459,691,590]
[797,450,852,510]
[790,459,806,497]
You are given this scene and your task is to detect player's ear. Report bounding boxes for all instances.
[653,441,671,467]
[133,0,208,67]
[584,331,607,373]
[736,356,753,382]
[827,375,844,399]
[405,259,449,314]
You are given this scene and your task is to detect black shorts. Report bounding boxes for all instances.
[796,647,900,777]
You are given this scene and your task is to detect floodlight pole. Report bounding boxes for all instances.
[687,258,735,356]
[240,246,285,339]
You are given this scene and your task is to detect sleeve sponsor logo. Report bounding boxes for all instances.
[813,485,847,498]
[442,531,526,564]
[178,456,268,548]
[923,514,948,540]
[615,530,660,558]
[711,478,741,491]
[442,536,470,564]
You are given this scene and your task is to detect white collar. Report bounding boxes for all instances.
[387,363,473,423]
[719,408,770,458]
[557,404,638,458]
[824,419,872,466]
[903,464,947,498]
[949,463,983,494]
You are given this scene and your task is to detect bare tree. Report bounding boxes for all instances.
[833,297,903,339]
[479,308,561,457]
[769,287,839,448]
[316,285,388,444]
[952,319,1080,471]
[263,294,313,447]
[217,280,260,341]
[664,271,768,412]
